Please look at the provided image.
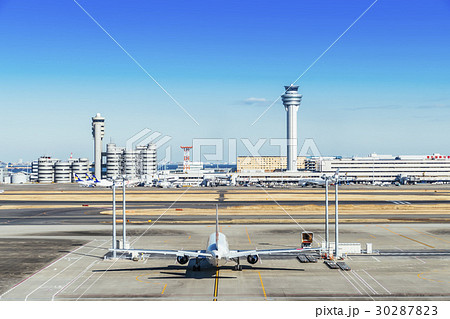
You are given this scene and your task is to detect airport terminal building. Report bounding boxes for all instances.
[235,153,450,184]
[318,153,450,183]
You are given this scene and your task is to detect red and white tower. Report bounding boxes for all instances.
[180,146,193,173]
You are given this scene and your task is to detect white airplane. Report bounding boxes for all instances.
[114,206,318,271]
[372,181,391,186]
[299,177,329,188]
[75,173,140,188]
[74,173,95,187]
[91,175,114,187]
[156,176,180,188]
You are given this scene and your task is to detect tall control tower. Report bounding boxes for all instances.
[92,113,105,179]
[281,85,302,172]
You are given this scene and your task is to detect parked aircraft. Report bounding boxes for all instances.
[115,206,318,271]
[74,174,94,187]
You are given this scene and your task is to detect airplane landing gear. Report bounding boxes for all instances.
[193,257,201,271]
[233,257,242,271]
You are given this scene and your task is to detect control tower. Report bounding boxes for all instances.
[281,85,302,172]
[92,113,105,179]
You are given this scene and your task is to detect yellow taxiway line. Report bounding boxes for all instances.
[258,271,267,300]
[376,225,434,248]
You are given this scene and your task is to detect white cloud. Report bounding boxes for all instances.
[243,97,267,105]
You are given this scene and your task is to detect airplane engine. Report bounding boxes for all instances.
[247,255,259,264]
[176,255,189,265]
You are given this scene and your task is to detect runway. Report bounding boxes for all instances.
[2,184,450,225]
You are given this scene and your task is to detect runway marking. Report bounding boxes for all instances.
[0,240,93,300]
[339,271,363,295]
[362,270,391,295]
[417,270,449,283]
[372,256,381,262]
[258,271,267,300]
[344,271,375,301]
[51,259,99,300]
[161,284,167,295]
[415,257,426,264]
[376,225,434,248]
[369,235,376,239]
[72,272,95,293]
[245,227,252,244]
[406,226,450,244]
[389,201,411,205]
[213,267,219,301]
[352,271,378,295]
[76,250,129,301]
[346,272,370,296]
[24,242,104,301]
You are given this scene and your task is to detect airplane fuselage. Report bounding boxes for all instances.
[205,232,230,267]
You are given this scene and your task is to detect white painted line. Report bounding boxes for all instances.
[415,257,426,264]
[338,271,363,295]
[372,256,381,262]
[0,241,91,300]
[72,272,95,293]
[347,271,374,298]
[353,271,378,295]
[76,251,128,301]
[52,240,110,300]
[362,270,391,295]
[24,243,103,301]
[51,260,99,301]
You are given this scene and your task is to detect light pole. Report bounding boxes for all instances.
[335,169,340,259]
[122,175,127,248]
[324,176,329,256]
[112,179,117,258]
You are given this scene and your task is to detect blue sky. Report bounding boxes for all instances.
[0,0,449,163]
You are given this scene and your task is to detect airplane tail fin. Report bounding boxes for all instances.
[74,173,81,182]
[216,204,219,248]
[92,175,99,182]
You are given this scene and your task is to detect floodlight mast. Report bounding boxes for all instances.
[112,179,117,258]
[122,175,127,248]
[325,177,329,256]
[335,169,340,259]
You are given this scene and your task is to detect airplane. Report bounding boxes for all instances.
[91,175,114,187]
[372,181,392,187]
[74,173,95,187]
[156,175,180,188]
[75,173,140,188]
[299,177,330,188]
[114,206,319,271]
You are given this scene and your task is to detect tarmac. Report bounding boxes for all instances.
[1,184,450,301]
[0,223,449,301]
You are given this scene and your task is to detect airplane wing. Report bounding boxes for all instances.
[114,248,213,258]
[227,247,318,259]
